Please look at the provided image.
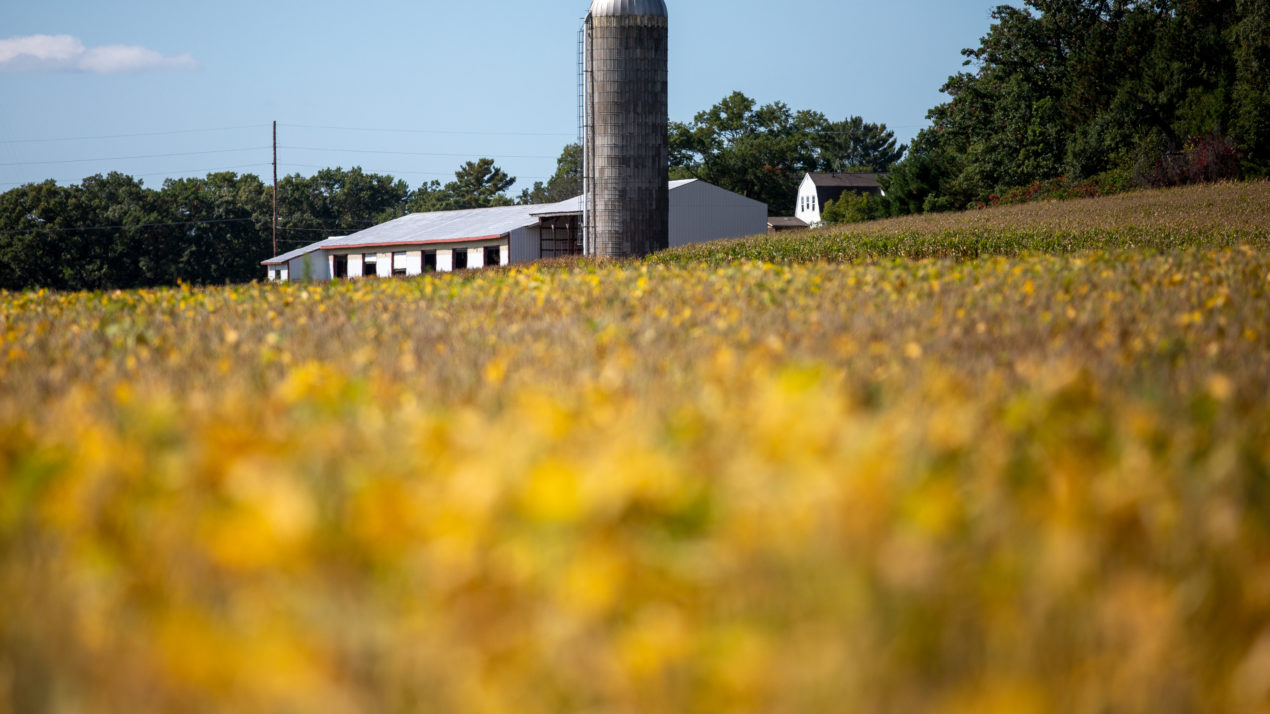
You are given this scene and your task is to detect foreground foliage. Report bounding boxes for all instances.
[2,184,1270,712]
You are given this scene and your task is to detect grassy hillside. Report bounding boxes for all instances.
[655,180,1270,265]
[1,183,1268,713]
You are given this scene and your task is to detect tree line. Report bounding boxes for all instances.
[885,0,1270,215]
[674,1,1270,223]
[669,92,906,214]
[0,101,900,290]
[0,152,582,291]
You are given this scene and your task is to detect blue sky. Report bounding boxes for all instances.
[0,0,1009,194]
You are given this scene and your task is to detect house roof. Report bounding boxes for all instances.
[264,180,710,264]
[807,173,884,189]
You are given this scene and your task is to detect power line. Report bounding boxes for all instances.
[0,147,269,168]
[280,162,550,180]
[0,218,388,238]
[0,124,267,145]
[281,122,573,138]
[132,163,274,180]
[0,217,257,236]
[1,162,550,188]
[282,145,557,160]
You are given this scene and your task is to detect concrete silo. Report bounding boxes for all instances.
[583,0,669,257]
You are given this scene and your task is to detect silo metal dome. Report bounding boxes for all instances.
[583,0,669,257]
[588,0,667,17]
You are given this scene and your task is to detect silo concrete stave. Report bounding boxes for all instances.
[584,0,669,257]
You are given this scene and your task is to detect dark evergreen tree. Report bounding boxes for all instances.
[518,144,582,205]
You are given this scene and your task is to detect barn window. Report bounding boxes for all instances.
[484,246,500,267]
[453,249,468,270]
[392,251,407,277]
[423,250,437,272]
[363,254,377,277]
[332,255,348,278]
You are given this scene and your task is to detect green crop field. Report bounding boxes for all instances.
[2,182,1269,713]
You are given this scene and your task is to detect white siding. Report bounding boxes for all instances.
[794,174,821,225]
[348,253,364,278]
[405,250,423,276]
[437,249,453,272]
[668,180,767,247]
[376,253,392,278]
[467,247,484,269]
[499,244,509,266]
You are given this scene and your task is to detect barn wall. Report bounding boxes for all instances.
[286,252,330,281]
[509,226,540,265]
[669,181,767,247]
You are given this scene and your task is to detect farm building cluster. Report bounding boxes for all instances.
[263,179,766,281]
[262,0,888,281]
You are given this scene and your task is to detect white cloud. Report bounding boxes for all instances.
[0,34,199,74]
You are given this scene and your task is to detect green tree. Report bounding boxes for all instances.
[277,167,410,242]
[671,92,905,216]
[154,172,272,285]
[895,0,1267,212]
[814,116,907,173]
[431,159,516,211]
[0,180,77,290]
[403,180,444,214]
[820,191,889,224]
[519,144,581,205]
[1232,0,1270,176]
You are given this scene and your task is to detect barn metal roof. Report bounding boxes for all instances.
[262,237,344,266]
[319,204,554,251]
[267,180,702,261]
[589,0,668,17]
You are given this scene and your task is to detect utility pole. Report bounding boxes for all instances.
[272,120,278,257]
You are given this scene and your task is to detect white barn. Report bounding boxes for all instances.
[263,179,766,280]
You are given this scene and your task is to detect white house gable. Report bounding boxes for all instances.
[795,174,822,225]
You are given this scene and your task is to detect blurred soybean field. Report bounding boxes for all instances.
[2,182,1270,713]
